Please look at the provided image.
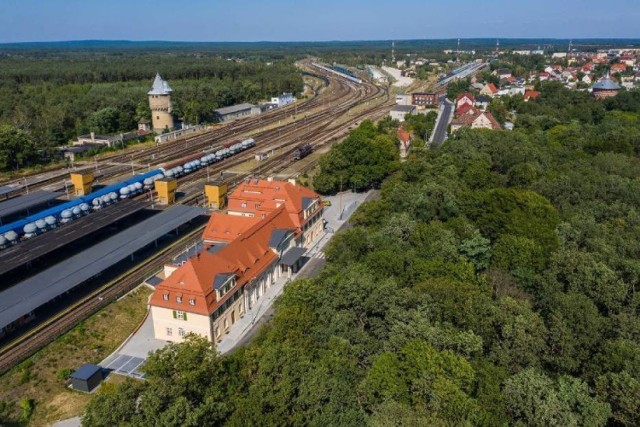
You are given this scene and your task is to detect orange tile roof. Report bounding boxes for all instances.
[150,206,297,316]
[524,90,541,101]
[396,127,411,143]
[203,213,261,244]
[456,104,480,116]
[456,92,475,102]
[482,112,502,130]
[227,179,322,229]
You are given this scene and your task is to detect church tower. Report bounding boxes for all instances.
[148,73,174,133]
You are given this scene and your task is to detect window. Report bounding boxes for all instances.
[166,327,172,336]
[215,326,220,337]
[176,296,182,303]
[241,202,247,208]
[254,203,260,209]
[177,311,185,320]
[163,293,169,301]
[224,318,228,329]
[189,298,195,306]
[261,214,266,219]
[178,328,185,337]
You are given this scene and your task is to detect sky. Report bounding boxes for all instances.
[1,0,639,43]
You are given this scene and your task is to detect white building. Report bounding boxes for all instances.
[271,93,296,107]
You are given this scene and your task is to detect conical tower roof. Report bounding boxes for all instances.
[148,73,173,95]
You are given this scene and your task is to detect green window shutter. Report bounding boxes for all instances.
[172,310,177,319]
[184,312,188,321]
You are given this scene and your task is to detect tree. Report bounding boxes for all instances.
[0,125,39,171]
[504,368,610,427]
[87,107,122,134]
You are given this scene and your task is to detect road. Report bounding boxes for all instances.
[429,98,454,147]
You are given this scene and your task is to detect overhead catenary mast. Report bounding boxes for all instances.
[392,41,396,64]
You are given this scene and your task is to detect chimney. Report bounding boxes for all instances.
[267,176,273,182]
[288,178,296,186]
[90,132,95,141]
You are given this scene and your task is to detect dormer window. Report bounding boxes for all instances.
[177,296,182,303]
[189,298,195,306]
[241,202,247,208]
[163,293,169,301]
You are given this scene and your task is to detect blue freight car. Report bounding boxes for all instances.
[0,169,163,238]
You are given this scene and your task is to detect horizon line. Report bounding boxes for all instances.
[2,37,640,46]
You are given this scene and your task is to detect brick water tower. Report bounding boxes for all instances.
[148,73,175,133]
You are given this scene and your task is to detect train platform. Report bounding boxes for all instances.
[0,190,62,222]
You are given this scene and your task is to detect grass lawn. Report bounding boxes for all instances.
[0,286,152,426]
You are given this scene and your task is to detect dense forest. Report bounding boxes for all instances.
[0,50,303,172]
[74,85,640,426]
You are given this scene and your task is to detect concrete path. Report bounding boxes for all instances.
[52,416,81,427]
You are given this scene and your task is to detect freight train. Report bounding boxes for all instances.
[0,138,258,248]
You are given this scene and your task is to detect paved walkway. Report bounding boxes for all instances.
[52,416,81,427]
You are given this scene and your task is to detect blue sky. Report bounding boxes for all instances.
[1,0,639,43]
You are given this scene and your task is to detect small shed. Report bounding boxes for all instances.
[71,364,103,393]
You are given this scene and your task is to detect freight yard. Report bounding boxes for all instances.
[0,60,393,375]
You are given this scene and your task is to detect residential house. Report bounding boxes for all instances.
[397,127,411,159]
[451,111,501,132]
[456,93,476,111]
[493,68,512,79]
[523,90,541,102]
[480,83,498,97]
[620,55,636,67]
[611,63,628,74]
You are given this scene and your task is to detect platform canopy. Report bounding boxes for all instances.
[0,191,62,221]
[0,205,204,330]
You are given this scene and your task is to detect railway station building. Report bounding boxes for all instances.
[151,206,306,343]
[150,180,324,344]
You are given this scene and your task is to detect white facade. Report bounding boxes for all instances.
[271,93,295,107]
[152,306,213,343]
